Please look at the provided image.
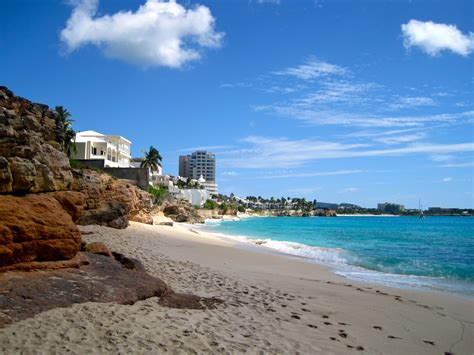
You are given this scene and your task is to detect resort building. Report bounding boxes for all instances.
[179,150,218,195]
[72,130,132,168]
[377,202,405,213]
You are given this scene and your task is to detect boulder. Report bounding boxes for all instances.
[71,169,153,229]
[163,201,204,224]
[77,199,130,229]
[130,212,154,225]
[0,194,81,267]
[85,242,113,258]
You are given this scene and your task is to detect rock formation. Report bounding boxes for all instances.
[0,86,72,194]
[163,200,204,224]
[71,168,154,229]
[0,194,82,268]
[0,252,222,328]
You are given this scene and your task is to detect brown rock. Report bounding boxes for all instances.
[85,242,112,257]
[0,194,81,267]
[71,169,153,229]
[48,191,85,222]
[0,156,12,193]
[130,212,154,225]
[0,252,222,328]
[0,87,73,194]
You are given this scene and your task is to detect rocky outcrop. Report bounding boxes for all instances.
[163,200,204,224]
[48,191,86,223]
[0,252,223,328]
[0,194,82,268]
[84,242,113,257]
[71,169,153,229]
[0,86,72,194]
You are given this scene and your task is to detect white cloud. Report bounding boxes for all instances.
[389,96,435,110]
[339,187,360,193]
[429,154,455,162]
[61,0,223,68]
[441,177,453,183]
[221,171,238,176]
[375,132,426,145]
[178,145,231,152]
[273,58,347,80]
[401,19,474,56]
[256,170,366,179]
[439,162,474,168]
[255,105,474,128]
[221,135,474,169]
[257,0,281,4]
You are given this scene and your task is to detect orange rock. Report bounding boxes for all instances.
[0,194,81,267]
[85,242,113,257]
[48,191,85,222]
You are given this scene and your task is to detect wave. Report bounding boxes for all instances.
[200,221,474,298]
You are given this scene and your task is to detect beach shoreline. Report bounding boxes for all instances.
[1,221,472,354]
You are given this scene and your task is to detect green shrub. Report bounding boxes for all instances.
[148,185,168,204]
[203,199,218,210]
[237,205,245,213]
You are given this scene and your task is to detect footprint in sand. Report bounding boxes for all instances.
[330,337,340,342]
[373,326,382,331]
[338,330,348,338]
[322,315,329,319]
[324,322,332,326]
[307,324,318,329]
[338,322,349,326]
[388,335,402,340]
[423,340,435,346]
[301,308,311,312]
[291,314,301,320]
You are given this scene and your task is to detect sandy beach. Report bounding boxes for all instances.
[1,221,472,354]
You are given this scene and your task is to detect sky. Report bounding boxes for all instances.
[1,0,473,208]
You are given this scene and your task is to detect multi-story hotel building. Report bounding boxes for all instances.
[179,150,218,194]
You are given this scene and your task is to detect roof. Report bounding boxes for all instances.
[76,130,105,137]
[75,136,107,143]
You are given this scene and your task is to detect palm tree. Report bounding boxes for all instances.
[55,106,76,157]
[140,146,162,171]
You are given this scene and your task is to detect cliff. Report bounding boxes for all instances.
[0,86,72,194]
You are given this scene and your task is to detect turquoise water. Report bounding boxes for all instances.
[201,216,474,297]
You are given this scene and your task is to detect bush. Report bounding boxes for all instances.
[203,199,218,210]
[237,205,245,213]
[148,185,168,204]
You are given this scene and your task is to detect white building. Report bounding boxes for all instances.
[198,175,218,195]
[180,189,211,207]
[73,130,132,168]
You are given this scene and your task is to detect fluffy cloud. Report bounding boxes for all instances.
[401,20,474,56]
[441,177,453,182]
[61,0,223,68]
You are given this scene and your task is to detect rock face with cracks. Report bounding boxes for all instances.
[0,86,72,194]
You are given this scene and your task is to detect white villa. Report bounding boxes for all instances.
[72,130,132,168]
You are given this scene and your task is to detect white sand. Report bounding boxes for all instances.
[0,221,472,354]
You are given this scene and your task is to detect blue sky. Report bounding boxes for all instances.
[1,0,473,208]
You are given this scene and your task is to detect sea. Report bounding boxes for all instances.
[200,216,474,298]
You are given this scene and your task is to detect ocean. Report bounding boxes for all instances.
[200,216,474,298]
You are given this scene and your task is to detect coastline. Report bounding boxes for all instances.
[1,221,472,354]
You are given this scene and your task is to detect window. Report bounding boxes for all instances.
[91,147,97,155]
